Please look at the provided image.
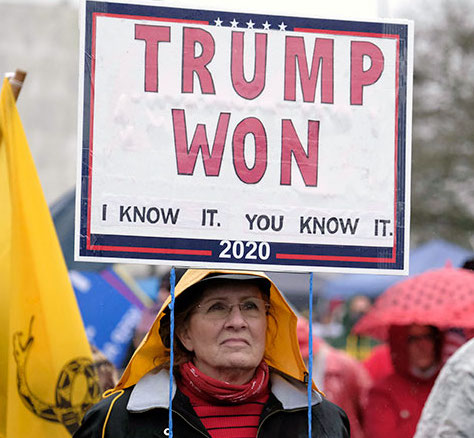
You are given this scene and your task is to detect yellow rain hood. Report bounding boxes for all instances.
[114,269,318,392]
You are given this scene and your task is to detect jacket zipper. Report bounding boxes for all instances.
[171,403,314,437]
[172,409,211,438]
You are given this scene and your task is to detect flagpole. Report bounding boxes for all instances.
[5,70,27,101]
[0,70,27,145]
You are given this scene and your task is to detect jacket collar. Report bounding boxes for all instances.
[127,368,322,412]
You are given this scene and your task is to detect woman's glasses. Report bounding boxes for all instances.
[195,298,270,320]
[407,333,435,344]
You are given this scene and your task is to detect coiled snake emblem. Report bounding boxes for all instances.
[13,317,101,435]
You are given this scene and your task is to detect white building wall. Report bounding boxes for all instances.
[0,3,79,204]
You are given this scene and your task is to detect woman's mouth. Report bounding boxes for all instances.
[221,338,249,346]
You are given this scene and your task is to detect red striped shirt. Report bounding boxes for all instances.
[180,384,269,438]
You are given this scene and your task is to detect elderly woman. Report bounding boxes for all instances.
[74,269,350,437]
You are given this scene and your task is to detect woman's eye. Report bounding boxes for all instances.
[207,302,227,312]
[241,301,258,311]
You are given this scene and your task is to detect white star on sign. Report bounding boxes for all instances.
[230,18,239,28]
[246,19,255,29]
[214,17,223,26]
[278,22,287,31]
[262,21,271,30]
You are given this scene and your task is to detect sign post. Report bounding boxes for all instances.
[76,0,413,274]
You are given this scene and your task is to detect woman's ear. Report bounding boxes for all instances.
[176,326,194,352]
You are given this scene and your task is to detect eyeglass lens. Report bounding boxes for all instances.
[197,298,269,319]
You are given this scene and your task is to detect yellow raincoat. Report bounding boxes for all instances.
[114,268,319,393]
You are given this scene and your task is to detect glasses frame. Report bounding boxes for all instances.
[194,298,270,320]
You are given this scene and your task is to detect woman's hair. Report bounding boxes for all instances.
[158,276,271,368]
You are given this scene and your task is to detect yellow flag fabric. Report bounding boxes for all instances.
[0,78,100,438]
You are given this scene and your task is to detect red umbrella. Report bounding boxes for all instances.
[353,267,474,340]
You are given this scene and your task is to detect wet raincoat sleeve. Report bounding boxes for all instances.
[414,338,474,438]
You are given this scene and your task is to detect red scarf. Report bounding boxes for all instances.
[177,362,270,438]
[179,360,269,403]
[178,361,270,438]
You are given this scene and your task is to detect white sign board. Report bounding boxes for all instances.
[76,0,413,274]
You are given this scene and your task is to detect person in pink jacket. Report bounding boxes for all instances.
[297,318,372,438]
[363,324,443,438]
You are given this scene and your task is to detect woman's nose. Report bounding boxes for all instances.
[224,305,248,327]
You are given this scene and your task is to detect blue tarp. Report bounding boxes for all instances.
[136,277,160,301]
[70,268,143,367]
[321,239,474,299]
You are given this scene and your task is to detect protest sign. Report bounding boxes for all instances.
[76,0,413,273]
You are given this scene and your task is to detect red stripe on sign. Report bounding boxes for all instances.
[89,244,212,256]
[276,253,395,263]
[85,14,404,265]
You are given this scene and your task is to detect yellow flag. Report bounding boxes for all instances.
[0,78,100,437]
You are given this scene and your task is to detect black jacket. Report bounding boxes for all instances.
[74,370,350,438]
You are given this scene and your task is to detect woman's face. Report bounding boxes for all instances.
[407,324,436,371]
[177,281,268,383]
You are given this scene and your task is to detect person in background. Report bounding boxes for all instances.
[297,318,371,438]
[75,269,350,437]
[91,345,119,393]
[413,257,474,437]
[362,327,468,384]
[331,295,376,360]
[413,335,474,437]
[363,324,443,438]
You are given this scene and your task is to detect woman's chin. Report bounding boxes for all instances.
[220,354,260,371]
